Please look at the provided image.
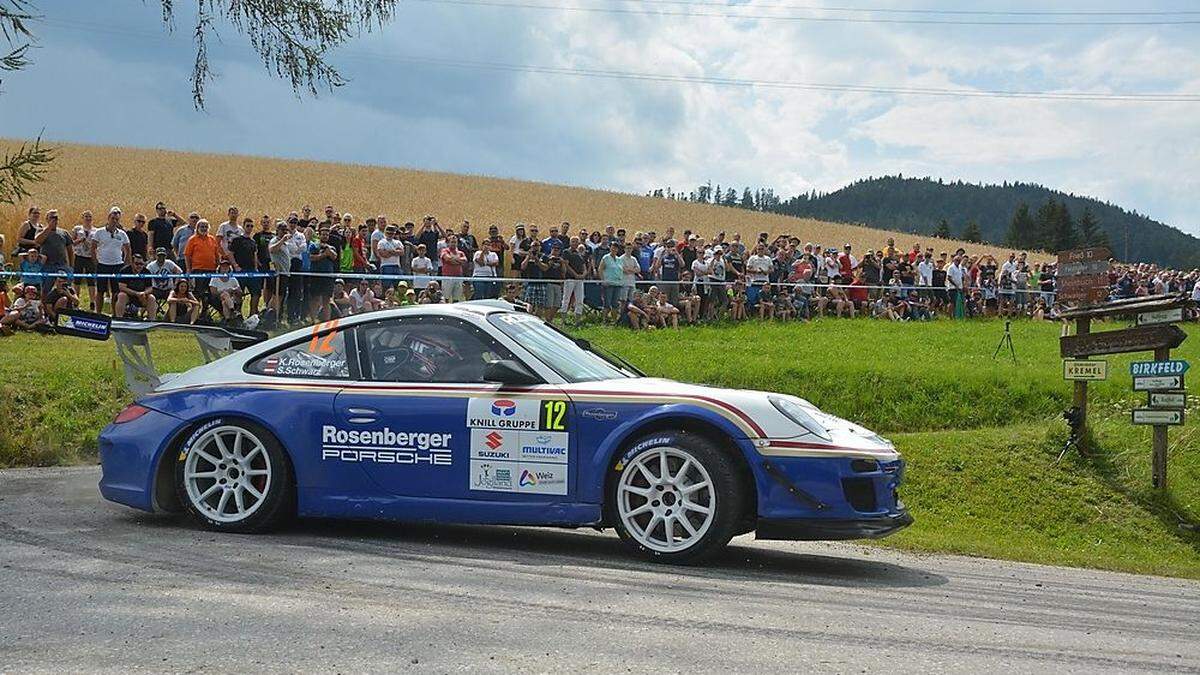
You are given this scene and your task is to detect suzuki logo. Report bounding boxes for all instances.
[486,431,504,450]
[491,399,516,416]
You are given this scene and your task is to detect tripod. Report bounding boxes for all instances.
[993,320,1016,363]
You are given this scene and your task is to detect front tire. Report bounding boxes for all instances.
[174,419,294,533]
[610,431,744,564]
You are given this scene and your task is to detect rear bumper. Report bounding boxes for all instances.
[98,406,182,512]
[756,510,914,541]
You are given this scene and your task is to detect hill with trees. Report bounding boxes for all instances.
[775,176,1199,268]
[646,176,1197,267]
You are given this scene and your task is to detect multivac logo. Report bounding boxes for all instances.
[491,399,517,416]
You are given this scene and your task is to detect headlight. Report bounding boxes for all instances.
[769,396,831,441]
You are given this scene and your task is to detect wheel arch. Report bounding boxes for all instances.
[598,410,759,529]
[151,411,297,514]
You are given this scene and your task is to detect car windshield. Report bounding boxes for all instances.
[487,312,639,383]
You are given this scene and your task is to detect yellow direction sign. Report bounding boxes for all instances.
[1063,359,1107,381]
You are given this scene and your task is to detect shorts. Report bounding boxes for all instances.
[544,282,562,309]
[240,275,263,295]
[524,281,546,306]
[661,282,680,306]
[96,263,123,296]
[309,275,333,298]
[746,285,761,307]
[603,284,622,310]
[73,257,96,285]
[191,270,213,297]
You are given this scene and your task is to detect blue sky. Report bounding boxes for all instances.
[2,1,1198,232]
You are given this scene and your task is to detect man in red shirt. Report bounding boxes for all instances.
[440,234,468,302]
[838,244,858,279]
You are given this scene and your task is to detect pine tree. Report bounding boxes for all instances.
[1007,202,1034,247]
[740,188,754,209]
[1051,201,1078,252]
[961,220,982,243]
[724,187,737,206]
[933,219,952,238]
[1077,207,1101,246]
[1034,199,1060,250]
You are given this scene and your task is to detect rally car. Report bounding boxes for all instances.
[98,300,910,563]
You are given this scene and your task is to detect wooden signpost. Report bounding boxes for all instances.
[1057,279,1191,489]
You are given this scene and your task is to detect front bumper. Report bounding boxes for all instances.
[757,510,914,541]
[748,448,912,541]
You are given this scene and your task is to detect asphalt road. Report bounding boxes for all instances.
[1,467,1198,673]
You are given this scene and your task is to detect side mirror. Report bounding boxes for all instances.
[483,359,542,386]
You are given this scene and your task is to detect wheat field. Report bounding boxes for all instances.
[1,139,1042,261]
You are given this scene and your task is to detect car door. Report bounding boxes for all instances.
[332,314,575,505]
[242,320,365,496]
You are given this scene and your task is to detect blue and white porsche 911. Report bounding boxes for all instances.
[97,300,910,563]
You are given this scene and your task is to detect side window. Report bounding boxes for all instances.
[247,322,351,379]
[357,318,516,384]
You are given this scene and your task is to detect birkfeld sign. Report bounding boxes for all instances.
[1130,360,1189,377]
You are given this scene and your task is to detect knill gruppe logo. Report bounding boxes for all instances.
[491,399,517,416]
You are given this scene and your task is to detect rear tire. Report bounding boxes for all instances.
[609,431,743,564]
[174,419,294,533]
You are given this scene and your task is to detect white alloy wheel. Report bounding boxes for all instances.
[183,425,273,523]
[617,446,716,554]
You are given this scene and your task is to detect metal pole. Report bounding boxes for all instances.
[1152,345,1169,489]
[1074,318,1090,455]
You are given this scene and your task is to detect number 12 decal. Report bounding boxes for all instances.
[541,400,568,431]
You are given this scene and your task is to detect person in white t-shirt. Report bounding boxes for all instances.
[471,246,500,299]
[208,260,243,323]
[216,206,242,257]
[410,244,434,289]
[916,252,934,287]
[71,210,98,308]
[146,248,183,302]
[91,207,131,314]
[745,244,773,310]
[348,279,376,314]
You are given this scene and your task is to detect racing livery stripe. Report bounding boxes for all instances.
[160,381,765,436]
[762,440,900,460]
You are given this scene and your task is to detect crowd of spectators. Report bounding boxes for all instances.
[3,202,1198,334]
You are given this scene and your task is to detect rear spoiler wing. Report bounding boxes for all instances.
[55,309,268,395]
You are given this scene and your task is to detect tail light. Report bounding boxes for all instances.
[113,403,151,424]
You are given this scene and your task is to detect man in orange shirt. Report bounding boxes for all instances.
[184,219,220,304]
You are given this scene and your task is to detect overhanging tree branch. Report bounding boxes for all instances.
[0,137,54,205]
[168,0,399,108]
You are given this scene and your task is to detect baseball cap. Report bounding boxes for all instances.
[109,206,122,215]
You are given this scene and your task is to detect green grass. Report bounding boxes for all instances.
[1,317,1197,577]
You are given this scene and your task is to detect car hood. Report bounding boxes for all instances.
[563,377,895,452]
